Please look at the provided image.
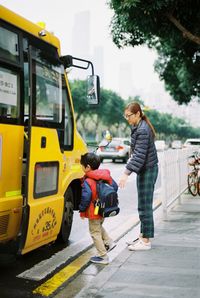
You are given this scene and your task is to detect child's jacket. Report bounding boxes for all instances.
[79,169,118,219]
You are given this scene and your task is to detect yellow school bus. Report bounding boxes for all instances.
[0,5,99,255]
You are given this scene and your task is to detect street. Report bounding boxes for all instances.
[0,2,199,297]
[0,160,161,298]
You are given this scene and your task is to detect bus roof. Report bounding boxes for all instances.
[0,5,61,54]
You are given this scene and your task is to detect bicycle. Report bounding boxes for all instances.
[187,152,200,196]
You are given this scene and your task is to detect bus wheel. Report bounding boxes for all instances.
[58,187,74,244]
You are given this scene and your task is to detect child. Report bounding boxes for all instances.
[79,152,118,265]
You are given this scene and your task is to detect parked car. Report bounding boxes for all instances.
[183,138,200,149]
[155,140,166,151]
[171,140,182,149]
[96,137,130,163]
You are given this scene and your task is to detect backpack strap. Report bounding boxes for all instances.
[85,178,98,201]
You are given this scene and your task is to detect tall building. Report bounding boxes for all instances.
[93,46,104,86]
[70,10,92,81]
[72,10,90,59]
[119,62,133,99]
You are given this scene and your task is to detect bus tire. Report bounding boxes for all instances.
[58,187,74,244]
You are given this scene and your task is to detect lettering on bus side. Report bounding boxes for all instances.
[0,70,17,105]
[31,207,57,241]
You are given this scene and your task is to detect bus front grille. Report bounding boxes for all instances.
[0,214,9,235]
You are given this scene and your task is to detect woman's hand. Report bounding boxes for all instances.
[118,173,129,188]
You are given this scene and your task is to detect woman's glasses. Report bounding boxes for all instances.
[123,113,134,120]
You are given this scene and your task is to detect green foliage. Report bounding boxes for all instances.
[70,79,199,142]
[108,0,200,104]
[70,80,126,141]
[146,109,200,139]
[100,89,125,125]
[69,79,91,121]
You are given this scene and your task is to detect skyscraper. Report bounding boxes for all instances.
[119,62,133,99]
[93,46,104,86]
[72,10,90,59]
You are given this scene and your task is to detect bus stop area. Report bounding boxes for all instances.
[74,192,200,298]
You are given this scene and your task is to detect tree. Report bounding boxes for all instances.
[108,0,200,104]
[69,79,90,122]
[146,109,200,139]
[100,89,125,125]
[70,79,199,141]
[70,80,125,140]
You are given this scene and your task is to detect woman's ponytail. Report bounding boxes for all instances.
[125,102,156,138]
[142,114,156,138]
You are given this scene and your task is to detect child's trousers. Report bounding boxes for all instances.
[89,218,111,257]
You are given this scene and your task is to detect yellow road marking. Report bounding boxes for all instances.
[32,202,162,296]
[33,248,95,296]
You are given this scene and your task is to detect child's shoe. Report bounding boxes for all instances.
[128,239,151,251]
[90,255,109,265]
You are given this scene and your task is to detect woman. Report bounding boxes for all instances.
[119,102,158,250]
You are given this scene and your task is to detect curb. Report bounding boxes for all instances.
[75,198,162,298]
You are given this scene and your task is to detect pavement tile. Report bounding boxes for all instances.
[76,194,200,298]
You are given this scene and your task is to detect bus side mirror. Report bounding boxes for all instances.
[87,75,100,105]
[60,55,100,105]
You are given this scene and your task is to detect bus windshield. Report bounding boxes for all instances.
[34,48,63,123]
[24,47,64,125]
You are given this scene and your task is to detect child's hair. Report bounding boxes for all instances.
[80,153,101,170]
[125,102,156,138]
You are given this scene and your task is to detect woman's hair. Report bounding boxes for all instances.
[125,102,156,138]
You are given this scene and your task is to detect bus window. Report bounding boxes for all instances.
[32,48,63,124]
[34,161,59,198]
[0,26,19,62]
[64,96,73,148]
[0,66,20,119]
[62,75,73,148]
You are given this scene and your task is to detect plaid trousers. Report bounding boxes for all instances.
[137,164,158,238]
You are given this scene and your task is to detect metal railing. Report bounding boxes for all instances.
[159,148,194,219]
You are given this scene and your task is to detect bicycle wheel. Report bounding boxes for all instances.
[197,176,200,196]
[188,171,198,196]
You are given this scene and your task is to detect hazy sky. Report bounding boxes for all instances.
[1,0,183,114]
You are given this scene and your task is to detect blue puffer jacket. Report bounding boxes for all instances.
[126,120,158,174]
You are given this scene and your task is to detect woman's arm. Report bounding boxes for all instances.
[126,128,149,174]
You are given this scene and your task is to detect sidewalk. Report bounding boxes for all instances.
[76,193,200,298]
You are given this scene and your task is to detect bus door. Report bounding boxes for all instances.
[20,45,65,254]
[0,24,24,244]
